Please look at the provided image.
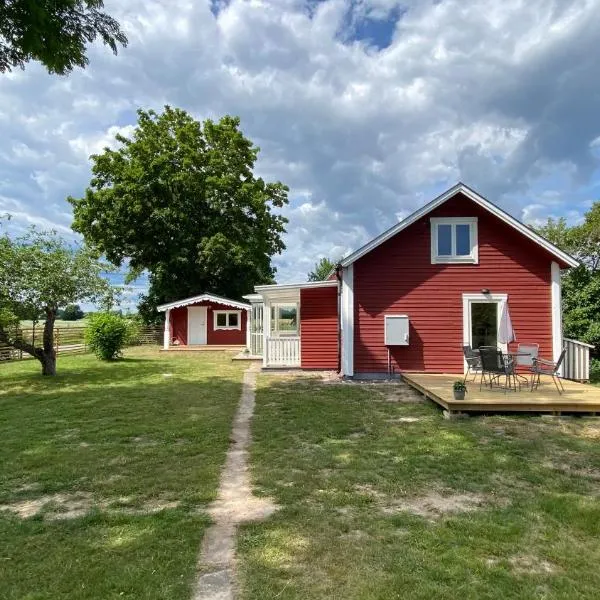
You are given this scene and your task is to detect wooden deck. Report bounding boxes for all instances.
[402,373,600,414]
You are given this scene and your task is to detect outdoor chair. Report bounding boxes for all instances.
[530,348,567,394]
[515,343,539,387]
[479,347,519,392]
[462,345,481,383]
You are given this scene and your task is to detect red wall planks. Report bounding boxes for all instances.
[300,286,339,369]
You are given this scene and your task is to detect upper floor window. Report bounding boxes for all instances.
[214,310,241,330]
[431,217,478,264]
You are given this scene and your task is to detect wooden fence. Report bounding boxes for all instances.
[0,326,162,362]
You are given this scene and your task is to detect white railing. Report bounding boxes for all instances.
[265,336,300,367]
[563,338,594,381]
[251,332,264,356]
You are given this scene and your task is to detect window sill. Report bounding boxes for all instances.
[214,327,241,331]
[432,256,478,265]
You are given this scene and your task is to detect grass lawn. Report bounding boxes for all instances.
[0,347,246,600]
[239,375,600,599]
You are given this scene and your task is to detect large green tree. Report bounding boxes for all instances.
[0,223,115,375]
[70,106,289,322]
[308,257,337,281]
[535,206,600,351]
[0,0,127,75]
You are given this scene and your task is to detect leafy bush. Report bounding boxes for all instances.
[85,313,129,360]
[590,358,600,383]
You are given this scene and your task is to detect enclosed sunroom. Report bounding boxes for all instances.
[244,280,339,369]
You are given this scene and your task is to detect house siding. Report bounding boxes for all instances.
[170,301,247,346]
[170,307,188,345]
[300,286,339,369]
[353,193,556,374]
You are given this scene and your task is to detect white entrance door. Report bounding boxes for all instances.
[188,306,207,345]
[462,293,508,372]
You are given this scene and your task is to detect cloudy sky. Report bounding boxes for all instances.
[2,0,600,309]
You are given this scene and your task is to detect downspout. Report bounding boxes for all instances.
[336,264,343,374]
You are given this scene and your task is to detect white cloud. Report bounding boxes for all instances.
[1,0,600,300]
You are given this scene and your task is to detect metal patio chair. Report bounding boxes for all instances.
[514,343,539,387]
[530,348,567,394]
[479,347,519,392]
[462,345,481,383]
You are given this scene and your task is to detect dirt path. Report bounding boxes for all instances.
[193,365,277,600]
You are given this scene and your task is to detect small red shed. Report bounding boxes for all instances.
[157,294,250,350]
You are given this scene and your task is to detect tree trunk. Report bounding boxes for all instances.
[0,306,58,376]
[40,308,57,376]
[40,351,57,376]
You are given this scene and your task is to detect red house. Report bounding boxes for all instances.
[157,294,250,349]
[249,183,578,376]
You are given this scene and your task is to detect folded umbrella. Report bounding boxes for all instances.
[498,302,516,344]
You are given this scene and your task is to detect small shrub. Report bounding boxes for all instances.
[590,358,600,383]
[453,380,467,391]
[85,313,129,360]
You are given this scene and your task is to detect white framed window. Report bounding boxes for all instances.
[213,310,241,330]
[271,303,298,336]
[431,217,478,264]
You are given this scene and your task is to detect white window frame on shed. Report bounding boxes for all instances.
[213,310,242,331]
[431,217,478,264]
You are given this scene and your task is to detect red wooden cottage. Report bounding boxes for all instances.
[157,293,250,349]
[249,183,578,377]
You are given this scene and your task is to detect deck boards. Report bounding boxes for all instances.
[402,373,600,414]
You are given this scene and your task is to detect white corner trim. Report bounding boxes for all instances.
[340,183,578,269]
[262,299,271,368]
[213,310,242,331]
[163,308,171,350]
[341,264,354,377]
[430,217,478,264]
[551,261,563,375]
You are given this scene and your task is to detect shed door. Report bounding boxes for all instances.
[188,306,207,345]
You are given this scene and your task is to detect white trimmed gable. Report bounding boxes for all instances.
[340,183,578,269]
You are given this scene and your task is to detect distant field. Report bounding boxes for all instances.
[19,319,88,329]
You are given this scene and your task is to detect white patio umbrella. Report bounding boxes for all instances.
[498,302,516,344]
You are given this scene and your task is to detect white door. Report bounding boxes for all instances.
[462,293,508,372]
[188,306,207,345]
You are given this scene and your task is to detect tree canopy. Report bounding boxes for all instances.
[0,223,115,375]
[62,304,85,321]
[70,106,289,322]
[535,206,600,351]
[308,257,337,281]
[0,0,127,75]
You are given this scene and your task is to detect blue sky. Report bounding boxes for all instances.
[2,0,600,311]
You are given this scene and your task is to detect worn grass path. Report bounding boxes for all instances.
[194,365,277,600]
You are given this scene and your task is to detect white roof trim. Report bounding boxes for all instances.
[157,293,251,312]
[254,280,338,293]
[340,183,579,269]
